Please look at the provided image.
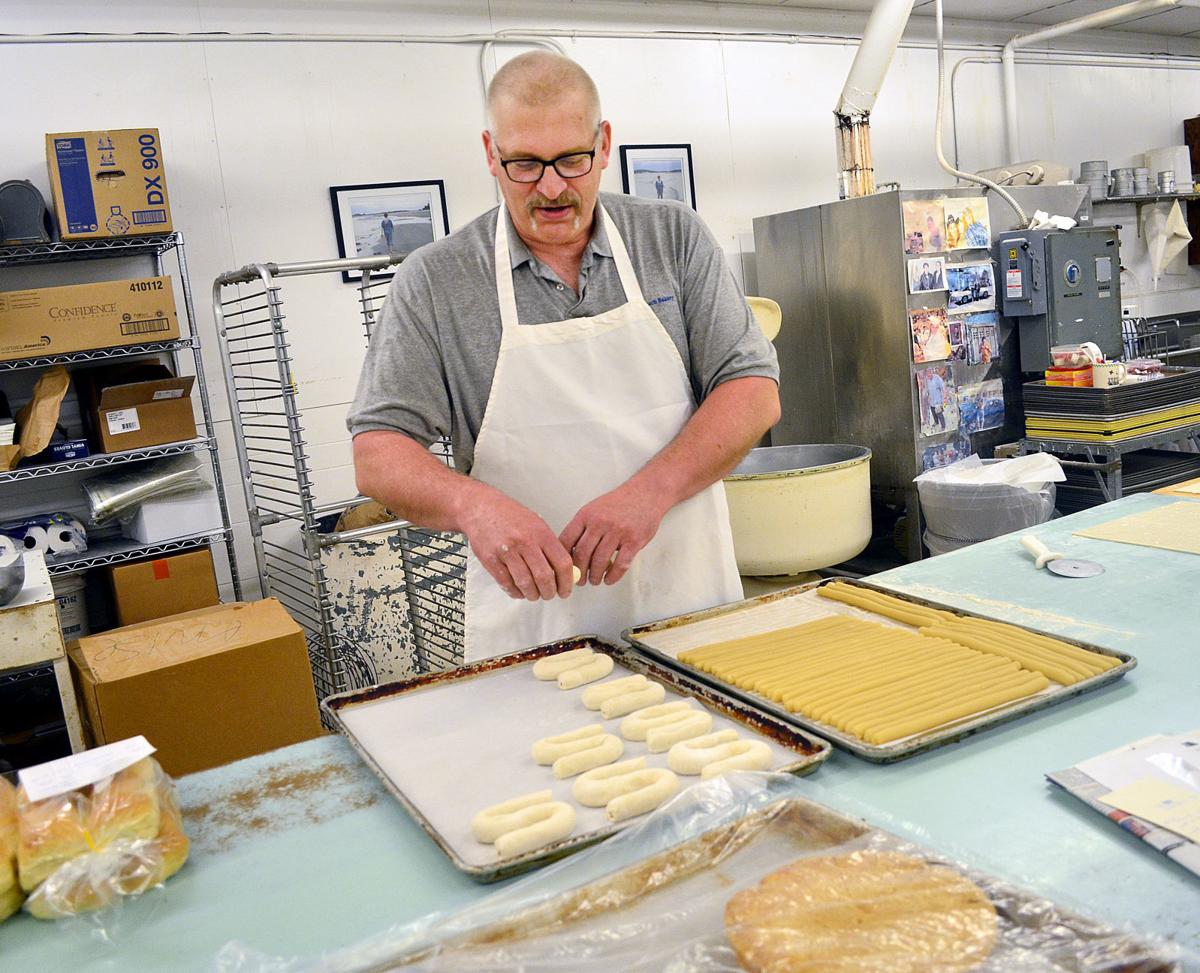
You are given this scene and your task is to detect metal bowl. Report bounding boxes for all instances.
[0,557,26,607]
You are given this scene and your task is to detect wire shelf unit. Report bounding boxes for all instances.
[213,253,465,717]
[0,437,214,484]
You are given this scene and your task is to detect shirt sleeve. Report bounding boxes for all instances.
[675,207,779,400]
[346,254,452,446]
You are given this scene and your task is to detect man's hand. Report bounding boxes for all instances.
[559,482,670,586]
[460,485,575,601]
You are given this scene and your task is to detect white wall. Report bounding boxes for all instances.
[5,0,1200,597]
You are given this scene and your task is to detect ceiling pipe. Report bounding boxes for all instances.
[1002,0,1189,163]
[833,0,917,198]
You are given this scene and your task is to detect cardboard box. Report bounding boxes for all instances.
[108,549,220,626]
[0,275,180,363]
[68,599,323,776]
[122,485,223,544]
[46,128,172,240]
[75,361,196,453]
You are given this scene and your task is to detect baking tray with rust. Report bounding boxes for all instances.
[322,636,831,882]
[385,796,1179,972]
[623,578,1137,763]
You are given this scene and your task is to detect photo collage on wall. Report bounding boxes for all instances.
[903,197,1005,472]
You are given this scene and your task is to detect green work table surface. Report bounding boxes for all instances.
[3,493,1198,971]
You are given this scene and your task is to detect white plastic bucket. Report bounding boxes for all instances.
[51,571,89,642]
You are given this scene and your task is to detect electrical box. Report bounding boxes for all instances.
[996,227,1122,372]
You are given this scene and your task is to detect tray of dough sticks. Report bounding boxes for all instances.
[322,636,831,881]
[623,579,1135,763]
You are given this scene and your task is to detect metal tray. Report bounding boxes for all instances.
[387,797,1178,971]
[323,635,831,882]
[623,578,1137,763]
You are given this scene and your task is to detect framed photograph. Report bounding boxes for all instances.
[916,364,959,437]
[946,261,996,313]
[945,197,991,250]
[965,312,1001,366]
[910,307,952,364]
[907,256,947,295]
[902,199,946,255]
[329,180,450,283]
[619,144,696,208]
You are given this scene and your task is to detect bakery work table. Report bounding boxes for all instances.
[2,493,1197,971]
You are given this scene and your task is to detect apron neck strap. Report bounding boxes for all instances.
[493,202,645,333]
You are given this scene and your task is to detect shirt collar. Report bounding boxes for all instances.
[503,202,613,271]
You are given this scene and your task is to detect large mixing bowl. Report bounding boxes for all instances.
[723,444,872,576]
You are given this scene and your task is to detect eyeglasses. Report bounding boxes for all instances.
[495,131,600,183]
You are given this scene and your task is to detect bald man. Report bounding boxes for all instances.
[350,52,779,661]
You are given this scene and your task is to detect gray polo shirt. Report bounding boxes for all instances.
[347,191,778,473]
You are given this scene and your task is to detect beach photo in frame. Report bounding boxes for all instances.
[619,144,697,208]
[330,180,450,282]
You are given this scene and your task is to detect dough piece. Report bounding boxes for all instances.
[581,675,647,710]
[606,769,679,822]
[493,802,576,858]
[646,712,714,753]
[532,649,595,681]
[600,682,666,719]
[557,654,614,690]
[470,790,554,843]
[572,758,648,807]
[619,700,694,741]
[531,724,604,765]
[724,850,998,973]
[700,740,773,779]
[552,733,625,779]
[668,729,742,774]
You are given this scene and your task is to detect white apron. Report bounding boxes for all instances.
[462,205,743,661]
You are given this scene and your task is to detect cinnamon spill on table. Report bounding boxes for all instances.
[181,754,381,854]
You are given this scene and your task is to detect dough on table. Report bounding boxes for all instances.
[699,740,772,779]
[724,850,998,973]
[532,649,595,681]
[552,733,624,779]
[667,729,741,775]
[571,758,647,807]
[600,682,666,719]
[531,724,605,765]
[470,790,576,857]
[557,654,614,690]
[581,675,647,710]
[645,711,713,753]
[618,700,693,740]
[571,759,679,821]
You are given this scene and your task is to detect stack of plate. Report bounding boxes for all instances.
[1056,449,1200,514]
[1078,160,1108,200]
[1134,167,1151,195]
[1111,167,1136,197]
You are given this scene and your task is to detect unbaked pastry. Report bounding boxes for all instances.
[618,700,693,740]
[581,675,647,710]
[552,733,624,779]
[599,682,666,719]
[668,729,742,775]
[531,724,605,765]
[699,740,773,779]
[557,654,614,690]
[532,648,595,681]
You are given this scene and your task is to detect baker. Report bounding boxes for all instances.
[349,52,779,661]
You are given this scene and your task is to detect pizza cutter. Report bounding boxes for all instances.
[1019,535,1105,578]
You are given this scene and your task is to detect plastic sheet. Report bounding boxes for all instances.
[14,757,190,930]
[214,774,1189,973]
[916,457,1060,543]
[82,454,207,524]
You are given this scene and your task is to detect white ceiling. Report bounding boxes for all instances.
[690,1,1200,38]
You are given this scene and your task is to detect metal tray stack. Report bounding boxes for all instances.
[1023,367,1200,441]
[1057,448,1200,513]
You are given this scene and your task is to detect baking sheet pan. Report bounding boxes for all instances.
[389,796,1179,972]
[323,636,831,882]
[623,578,1137,763]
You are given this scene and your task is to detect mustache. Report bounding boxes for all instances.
[527,191,580,211]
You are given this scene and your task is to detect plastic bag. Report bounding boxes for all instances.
[0,776,21,923]
[213,773,1188,973]
[82,454,208,525]
[15,756,189,923]
[916,457,1060,542]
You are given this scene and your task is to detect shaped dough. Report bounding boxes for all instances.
[619,700,693,740]
[646,711,713,753]
[492,802,577,857]
[553,733,625,778]
[557,654,614,690]
[581,675,647,710]
[532,649,595,681]
[600,683,666,719]
[572,758,648,807]
[700,740,773,780]
[668,729,741,775]
[471,790,555,842]
[606,769,679,822]
[531,724,604,765]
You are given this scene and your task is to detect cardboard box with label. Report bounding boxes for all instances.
[75,361,196,453]
[46,128,172,240]
[0,276,180,364]
[68,599,323,776]
[108,549,220,626]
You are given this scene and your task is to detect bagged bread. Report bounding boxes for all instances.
[0,776,22,922]
[17,756,189,920]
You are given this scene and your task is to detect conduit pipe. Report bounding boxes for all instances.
[833,0,916,198]
[1002,0,1190,163]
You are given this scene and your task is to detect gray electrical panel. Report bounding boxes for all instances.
[995,227,1122,372]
